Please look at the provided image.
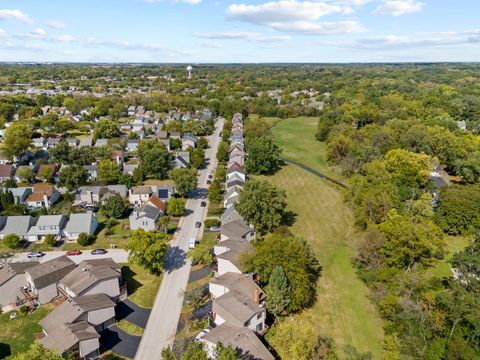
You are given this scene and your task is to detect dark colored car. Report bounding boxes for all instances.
[200,201,207,207]
[195,221,202,228]
[66,250,82,256]
[27,252,45,258]
[206,180,212,185]
[208,175,213,179]
[91,249,107,255]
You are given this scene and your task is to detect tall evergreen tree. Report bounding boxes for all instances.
[266,265,291,317]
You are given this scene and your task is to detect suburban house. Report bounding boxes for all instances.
[32,137,46,149]
[173,151,191,169]
[129,186,152,206]
[227,163,246,182]
[66,138,79,148]
[0,261,38,306]
[152,185,175,202]
[78,136,93,147]
[25,256,76,304]
[214,239,253,276]
[26,215,67,242]
[201,324,274,360]
[77,185,128,208]
[182,133,198,150]
[9,187,32,204]
[220,220,256,242]
[58,259,121,299]
[39,293,116,359]
[225,173,245,190]
[64,213,98,241]
[0,164,15,182]
[126,139,139,152]
[220,207,244,225]
[83,165,98,181]
[94,139,108,147]
[123,163,139,176]
[0,215,36,240]
[129,200,164,231]
[25,184,60,210]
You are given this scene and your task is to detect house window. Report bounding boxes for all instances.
[257,313,262,320]
[256,323,263,332]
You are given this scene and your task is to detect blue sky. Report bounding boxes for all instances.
[0,0,479,62]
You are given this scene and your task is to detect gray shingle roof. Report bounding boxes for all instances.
[0,261,38,286]
[26,255,76,289]
[64,213,96,235]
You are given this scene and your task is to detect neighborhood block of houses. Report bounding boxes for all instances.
[197,113,274,360]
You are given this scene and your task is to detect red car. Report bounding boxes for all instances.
[66,250,82,256]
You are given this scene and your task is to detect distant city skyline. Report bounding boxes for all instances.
[0,0,479,63]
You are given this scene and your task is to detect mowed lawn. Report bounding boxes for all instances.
[261,116,384,357]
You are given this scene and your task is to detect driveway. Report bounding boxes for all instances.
[115,299,151,329]
[188,265,212,284]
[10,249,129,264]
[100,325,141,359]
[135,118,225,359]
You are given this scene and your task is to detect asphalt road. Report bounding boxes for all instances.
[10,248,129,264]
[135,118,225,360]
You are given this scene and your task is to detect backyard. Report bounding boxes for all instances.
[121,262,162,309]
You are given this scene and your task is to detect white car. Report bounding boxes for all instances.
[195,329,210,342]
[189,238,197,249]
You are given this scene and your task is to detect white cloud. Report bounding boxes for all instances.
[373,0,423,17]
[0,28,6,38]
[227,1,353,24]
[47,20,66,29]
[0,9,33,23]
[194,31,291,42]
[270,20,365,35]
[30,28,46,36]
[199,41,223,48]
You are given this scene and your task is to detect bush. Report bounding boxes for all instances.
[18,305,28,315]
[3,234,22,249]
[44,234,57,247]
[204,218,220,228]
[188,238,216,265]
[166,198,186,216]
[77,233,95,246]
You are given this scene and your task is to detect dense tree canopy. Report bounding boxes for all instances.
[137,139,171,180]
[244,136,281,175]
[127,229,170,275]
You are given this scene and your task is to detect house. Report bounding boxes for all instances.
[9,186,32,204]
[66,138,79,148]
[430,165,449,190]
[220,220,256,242]
[78,136,93,147]
[46,138,61,149]
[229,154,245,167]
[40,321,101,360]
[182,133,198,150]
[25,255,76,304]
[457,120,467,131]
[27,215,67,242]
[64,213,98,241]
[129,186,152,206]
[173,151,190,169]
[111,150,124,165]
[40,293,115,336]
[201,324,274,360]
[0,164,15,182]
[223,186,241,209]
[126,139,139,152]
[94,138,108,148]
[227,163,246,182]
[58,259,121,299]
[169,132,181,140]
[25,184,60,210]
[0,154,10,165]
[0,215,37,240]
[35,164,58,181]
[214,239,253,276]
[127,105,137,116]
[123,163,139,176]
[32,137,46,149]
[152,185,175,202]
[83,164,98,181]
[129,203,163,231]
[158,138,171,151]
[220,206,244,225]
[225,173,245,190]
[77,186,105,207]
[0,261,38,306]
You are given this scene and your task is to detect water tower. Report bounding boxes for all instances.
[186,65,193,79]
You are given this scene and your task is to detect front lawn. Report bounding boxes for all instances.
[116,319,144,337]
[121,263,162,309]
[0,304,54,358]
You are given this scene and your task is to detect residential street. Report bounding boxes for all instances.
[10,249,129,264]
[135,118,224,360]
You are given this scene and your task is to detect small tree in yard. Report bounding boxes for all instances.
[126,229,170,275]
[188,237,216,265]
[169,168,197,197]
[77,233,95,246]
[167,198,186,216]
[44,234,57,247]
[266,265,291,317]
[3,234,22,249]
[100,194,126,219]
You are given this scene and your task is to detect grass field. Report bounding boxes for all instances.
[427,235,471,278]
[0,304,53,358]
[121,263,162,308]
[261,116,384,358]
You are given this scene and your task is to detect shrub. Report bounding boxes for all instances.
[77,233,95,246]
[44,234,57,247]
[3,234,22,249]
[204,218,220,228]
[18,305,28,315]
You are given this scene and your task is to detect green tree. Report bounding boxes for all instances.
[454,151,480,184]
[98,160,121,184]
[138,139,171,179]
[188,237,215,265]
[101,194,126,219]
[207,180,223,203]
[77,233,95,246]
[16,166,35,183]
[236,180,287,235]
[127,229,170,275]
[9,342,66,360]
[215,342,238,360]
[216,141,229,163]
[169,168,197,197]
[58,165,89,191]
[109,103,126,120]
[265,265,291,317]
[191,148,205,169]
[181,341,208,360]
[3,233,22,249]
[167,198,186,216]
[242,234,320,311]
[38,166,54,182]
[44,234,57,247]
[94,119,119,139]
[1,122,32,160]
[450,234,480,288]
[245,136,281,174]
[49,141,71,163]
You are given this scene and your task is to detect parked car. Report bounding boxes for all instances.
[195,329,210,342]
[209,226,220,232]
[91,249,107,255]
[27,252,45,258]
[206,180,212,185]
[66,250,82,256]
[200,201,207,207]
[195,221,202,228]
[208,174,213,179]
[189,238,196,249]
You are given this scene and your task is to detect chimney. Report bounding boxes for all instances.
[254,289,260,304]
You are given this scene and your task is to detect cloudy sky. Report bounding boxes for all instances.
[0,0,479,62]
